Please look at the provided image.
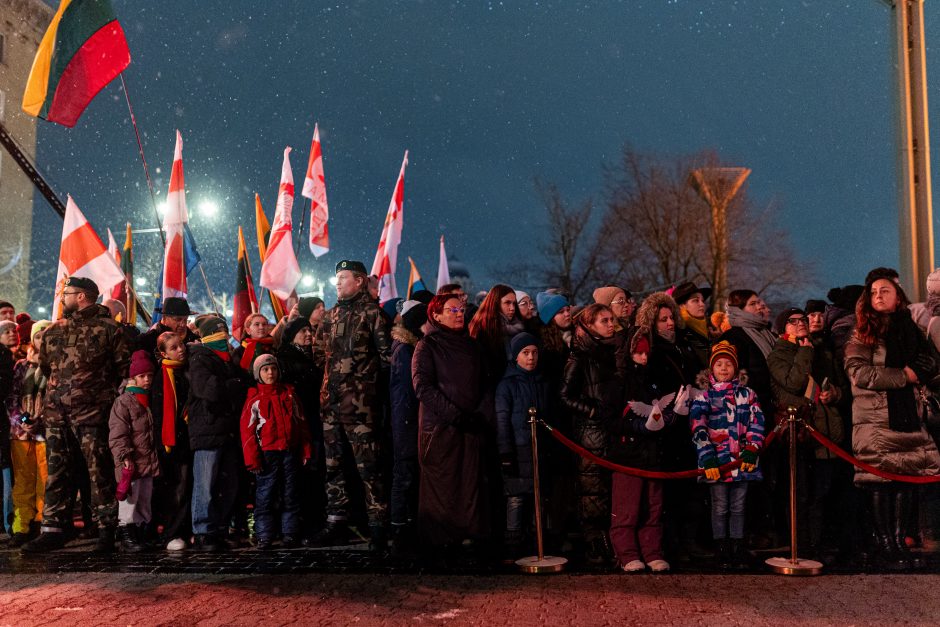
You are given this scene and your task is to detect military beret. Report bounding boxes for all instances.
[64,276,99,294]
[336,260,368,275]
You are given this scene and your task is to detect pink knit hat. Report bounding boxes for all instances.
[129,350,154,378]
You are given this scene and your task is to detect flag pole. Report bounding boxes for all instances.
[119,74,165,247]
[197,262,220,313]
[294,197,309,256]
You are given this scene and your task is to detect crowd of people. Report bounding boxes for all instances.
[1,259,940,574]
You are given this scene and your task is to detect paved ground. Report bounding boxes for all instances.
[0,571,938,626]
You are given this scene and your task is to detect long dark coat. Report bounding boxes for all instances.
[412,322,489,546]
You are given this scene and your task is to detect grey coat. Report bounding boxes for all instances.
[844,337,940,484]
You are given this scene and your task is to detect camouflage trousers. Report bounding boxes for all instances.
[41,424,117,532]
[323,417,387,526]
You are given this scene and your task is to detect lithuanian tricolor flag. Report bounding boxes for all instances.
[22,0,131,128]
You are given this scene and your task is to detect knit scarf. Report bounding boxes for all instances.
[239,336,274,371]
[884,310,930,432]
[201,332,231,361]
[161,359,185,452]
[681,307,709,340]
[726,306,776,359]
[928,292,940,317]
[127,386,150,408]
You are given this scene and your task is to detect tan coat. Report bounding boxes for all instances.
[844,337,940,484]
[108,392,160,479]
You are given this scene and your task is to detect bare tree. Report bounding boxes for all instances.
[514,146,811,306]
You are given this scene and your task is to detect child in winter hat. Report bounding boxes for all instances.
[689,340,765,569]
[109,350,160,552]
[240,351,311,550]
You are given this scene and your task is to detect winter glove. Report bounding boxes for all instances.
[739,448,758,473]
[500,453,519,477]
[673,385,691,416]
[702,456,720,481]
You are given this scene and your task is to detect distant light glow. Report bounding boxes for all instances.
[329,276,338,286]
[198,200,219,219]
[37,306,47,313]
[156,201,168,216]
[301,275,314,288]
[135,277,147,287]
[225,309,234,317]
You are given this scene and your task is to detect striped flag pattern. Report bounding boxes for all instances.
[161,130,188,300]
[302,124,330,258]
[260,147,302,303]
[54,195,125,318]
[371,151,408,304]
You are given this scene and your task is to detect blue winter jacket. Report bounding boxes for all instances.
[390,328,420,459]
[495,363,551,495]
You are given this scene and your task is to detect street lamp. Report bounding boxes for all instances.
[135,277,147,287]
[301,275,314,288]
[198,200,219,219]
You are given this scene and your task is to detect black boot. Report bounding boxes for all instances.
[391,524,418,559]
[120,525,145,553]
[369,524,388,553]
[584,533,612,566]
[895,488,924,570]
[715,539,733,570]
[870,488,908,571]
[93,526,116,554]
[304,522,349,548]
[21,531,68,553]
[730,539,751,570]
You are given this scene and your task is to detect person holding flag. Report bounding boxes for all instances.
[309,260,392,551]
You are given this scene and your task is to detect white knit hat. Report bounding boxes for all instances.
[927,268,940,296]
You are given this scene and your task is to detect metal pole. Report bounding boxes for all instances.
[197,263,220,313]
[765,406,823,575]
[119,74,166,247]
[516,408,567,574]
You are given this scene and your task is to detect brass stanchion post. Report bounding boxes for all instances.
[516,407,567,574]
[766,405,823,575]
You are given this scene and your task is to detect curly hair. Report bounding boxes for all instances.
[854,279,911,346]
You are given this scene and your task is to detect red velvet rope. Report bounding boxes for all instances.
[541,421,780,480]
[805,425,940,484]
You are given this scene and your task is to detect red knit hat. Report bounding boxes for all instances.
[710,340,738,372]
[129,350,155,378]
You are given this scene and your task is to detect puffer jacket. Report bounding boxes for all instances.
[844,337,940,484]
[495,362,551,495]
[560,326,628,425]
[186,343,250,451]
[109,391,160,479]
[240,383,312,472]
[768,336,845,459]
[690,376,766,483]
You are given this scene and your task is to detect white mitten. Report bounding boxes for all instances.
[644,409,665,432]
[673,385,691,416]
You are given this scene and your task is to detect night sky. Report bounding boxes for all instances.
[21,0,937,311]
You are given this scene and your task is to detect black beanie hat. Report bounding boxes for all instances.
[510,332,540,361]
[804,299,827,315]
[298,297,324,320]
[402,303,428,336]
[774,307,806,335]
[827,285,865,311]
[283,317,312,345]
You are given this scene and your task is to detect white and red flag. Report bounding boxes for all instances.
[106,227,125,301]
[260,147,302,302]
[301,123,330,257]
[371,151,408,303]
[437,235,451,291]
[161,130,189,300]
[53,195,126,319]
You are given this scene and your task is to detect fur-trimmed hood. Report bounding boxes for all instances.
[391,324,421,346]
[631,291,683,352]
[695,368,748,390]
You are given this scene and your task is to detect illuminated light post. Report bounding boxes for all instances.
[883,0,934,301]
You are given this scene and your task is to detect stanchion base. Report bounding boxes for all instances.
[765,556,824,576]
[515,555,568,574]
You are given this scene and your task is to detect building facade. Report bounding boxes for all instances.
[0,0,51,310]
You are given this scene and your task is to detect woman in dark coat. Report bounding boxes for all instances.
[412,293,489,550]
[276,317,325,539]
[632,291,707,563]
[560,303,627,564]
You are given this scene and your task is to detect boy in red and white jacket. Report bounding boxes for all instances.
[240,354,312,550]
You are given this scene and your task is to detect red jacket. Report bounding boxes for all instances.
[240,383,312,471]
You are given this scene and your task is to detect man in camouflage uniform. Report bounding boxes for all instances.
[310,260,392,550]
[22,277,131,553]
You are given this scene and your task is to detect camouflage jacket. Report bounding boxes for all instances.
[315,291,391,420]
[40,304,131,427]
